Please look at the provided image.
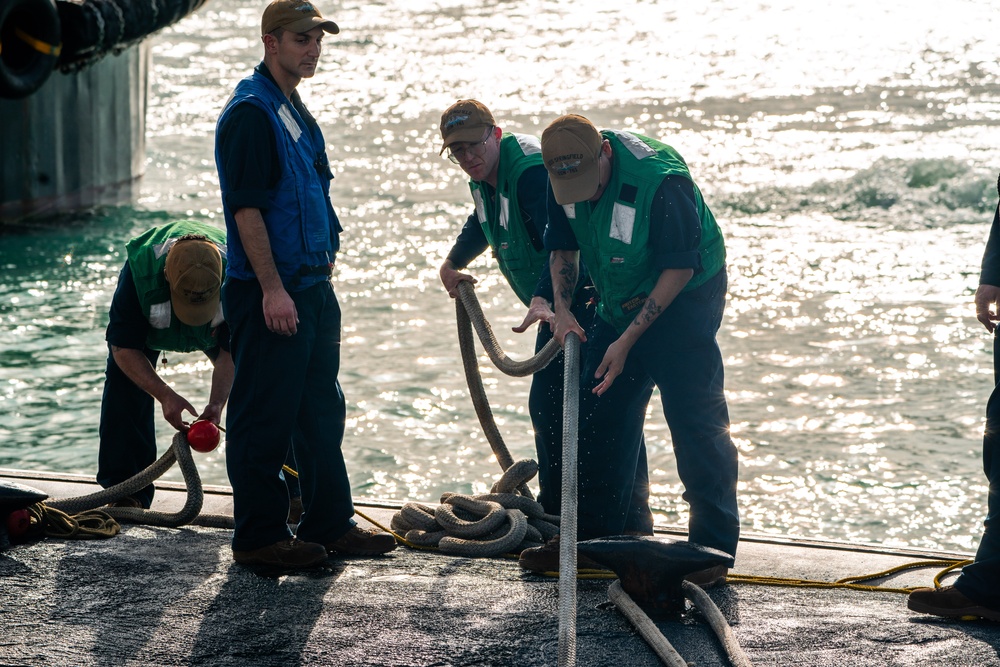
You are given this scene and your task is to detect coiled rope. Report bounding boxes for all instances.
[388,281,566,555]
[389,460,560,557]
[25,504,121,540]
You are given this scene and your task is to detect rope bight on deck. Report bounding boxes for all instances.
[46,431,233,529]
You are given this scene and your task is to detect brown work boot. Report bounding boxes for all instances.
[685,564,729,588]
[518,535,609,574]
[908,586,1000,622]
[233,538,328,569]
[326,525,397,556]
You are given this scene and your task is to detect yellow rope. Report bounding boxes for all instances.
[930,559,972,587]
[725,558,972,595]
[523,559,973,587]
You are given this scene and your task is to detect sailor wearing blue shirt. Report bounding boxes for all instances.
[215,0,395,570]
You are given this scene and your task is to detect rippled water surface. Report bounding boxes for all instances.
[4,0,1000,553]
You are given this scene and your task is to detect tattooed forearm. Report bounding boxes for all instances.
[634,297,663,327]
[556,259,578,306]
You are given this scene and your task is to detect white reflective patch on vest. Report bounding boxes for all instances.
[152,238,178,260]
[278,104,303,142]
[210,302,225,327]
[149,302,172,329]
[562,203,577,220]
[607,130,656,160]
[472,189,487,224]
[513,133,541,155]
[155,238,225,261]
[610,202,636,244]
[499,194,510,230]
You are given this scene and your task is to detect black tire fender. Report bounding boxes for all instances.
[0,0,61,99]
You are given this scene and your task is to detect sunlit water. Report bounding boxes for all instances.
[3,0,1000,553]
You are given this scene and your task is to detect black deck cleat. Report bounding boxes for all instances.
[0,480,47,510]
[577,536,734,611]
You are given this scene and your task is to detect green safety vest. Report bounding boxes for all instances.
[561,130,725,333]
[469,133,548,306]
[125,220,228,353]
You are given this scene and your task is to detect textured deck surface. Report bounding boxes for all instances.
[1,469,998,666]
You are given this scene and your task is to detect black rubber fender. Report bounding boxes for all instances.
[0,0,61,99]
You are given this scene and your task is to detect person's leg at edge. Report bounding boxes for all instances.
[954,383,1000,610]
[97,346,159,508]
[223,278,303,552]
[292,282,357,545]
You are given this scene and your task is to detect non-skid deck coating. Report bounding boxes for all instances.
[1,469,998,667]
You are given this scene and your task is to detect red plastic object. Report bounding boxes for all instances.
[186,420,221,453]
[6,509,31,539]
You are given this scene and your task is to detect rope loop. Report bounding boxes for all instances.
[47,431,233,531]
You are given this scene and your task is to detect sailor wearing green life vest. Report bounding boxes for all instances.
[437,101,654,531]
[97,220,232,509]
[529,114,740,583]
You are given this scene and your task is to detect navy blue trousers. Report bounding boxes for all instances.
[223,278,354,552]
[96,346,161,508]
[574,269,739,555]
[955,372,1000,609]
[532,291,653,534]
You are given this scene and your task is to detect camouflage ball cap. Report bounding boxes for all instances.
[541,114,603,204]
[439,100,496,155]
[261,0,339,36]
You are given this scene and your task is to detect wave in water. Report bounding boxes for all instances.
[722,157,996,228]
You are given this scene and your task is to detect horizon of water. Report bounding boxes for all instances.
[3,0,1000,554]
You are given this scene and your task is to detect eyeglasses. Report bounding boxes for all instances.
[446,127,494,164]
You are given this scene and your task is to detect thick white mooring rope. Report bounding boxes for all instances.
[558,333,580,667]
